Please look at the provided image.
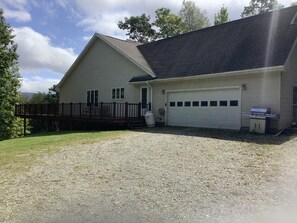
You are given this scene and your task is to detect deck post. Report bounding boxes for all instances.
[113,102,116,118]
[54,104,57,117]
[23,117,26,136]
[100,102,103,119]
[62,103,64,117]
[47,104,50,117]
[34,104,37,117]
[90,103,92,119]
[79,103,82,118]
[138,103,141,117]
[23,104,26,117]
[41,119,44,132]
[70,103,73,117]
[125,102,128,120]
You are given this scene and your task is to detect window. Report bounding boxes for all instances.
[87,90,98,105]
[112,89,115,99]
[201,101,208,107]
[185,101,191,107]
[210,101,217,107]
[192,101,199,107]
[230,100,238,106]
[112,88,124,100]
[121,88,124,99]
[220,101,228,106]
[170,102,176,107]
[177,102,183,107]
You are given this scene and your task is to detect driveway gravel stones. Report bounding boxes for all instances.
[1,128,297,223]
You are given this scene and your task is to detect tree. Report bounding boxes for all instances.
[179,0,210,32]
[44,84,59,104]
[0,9,22,140]
[118,14,156,43]
[291,2,297,6]
[214,5,230,25]
[241,0,284,18]
[29,92,47,104]
[154,8,185,39]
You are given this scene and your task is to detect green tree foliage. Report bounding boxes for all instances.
[214,5,230,25]
[19,85,59,134]
[29,92,47,104]
[179,0,210,32]
[241,0,284,18]
[118,14,156,43]
[0,9,22,140]
[154,8,185,39]
[291,2,297,6]
[44,84,59,104]
[118,1,210,42]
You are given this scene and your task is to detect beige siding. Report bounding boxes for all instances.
[150,72,281,128]
[59,39,148,104]
[280,41,297,129]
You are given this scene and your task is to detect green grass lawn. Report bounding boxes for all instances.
[0,130,127,172]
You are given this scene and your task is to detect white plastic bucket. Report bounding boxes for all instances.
[144,111,155,127]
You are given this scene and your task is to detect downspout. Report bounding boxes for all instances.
[146,81,153,111]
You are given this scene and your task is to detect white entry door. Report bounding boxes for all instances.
[141,87,148,116]
[167,88,241,130]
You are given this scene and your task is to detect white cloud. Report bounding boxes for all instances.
[73,0,295,35]
[20,76,60,93]
[77,11,129,37]
[4,9,31,22]
[0,0,28,10]
[0,0,32,23]
[73,0,183,37]
[56,0,68,8]
[82,35,92,41]
[13,27,77,74]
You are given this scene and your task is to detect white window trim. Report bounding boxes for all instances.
[112,87,125,100]
[86,89,99,104]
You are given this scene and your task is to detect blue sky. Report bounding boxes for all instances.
[0,0,294,93]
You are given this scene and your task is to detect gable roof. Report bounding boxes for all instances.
[99,34,155,76]
[58,33,155,88]
[136,6,297,82]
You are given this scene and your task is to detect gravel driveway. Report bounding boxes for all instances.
[1,128,297,223]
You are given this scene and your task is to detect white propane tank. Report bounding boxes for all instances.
[144,111,155,127]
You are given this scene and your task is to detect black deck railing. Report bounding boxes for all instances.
[15,102,151,120]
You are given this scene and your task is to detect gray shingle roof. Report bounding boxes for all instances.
[98,34,155,76]
[136,6,297,81]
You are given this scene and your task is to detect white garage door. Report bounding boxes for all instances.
[167,88,241,130]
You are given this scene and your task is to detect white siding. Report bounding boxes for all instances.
[280,41,297,129]
[151,72,281,129]
[59,39,148,104]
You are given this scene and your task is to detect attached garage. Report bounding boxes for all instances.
[166,87,241,130]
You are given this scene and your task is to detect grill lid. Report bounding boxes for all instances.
[250,106,271,114]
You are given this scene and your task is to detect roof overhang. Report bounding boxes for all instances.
[57,35,98,89]
[95,34,156,78]
[130,66,285,85]
[57,33,155,90]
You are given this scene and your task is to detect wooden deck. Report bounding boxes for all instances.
[15,102,150,132]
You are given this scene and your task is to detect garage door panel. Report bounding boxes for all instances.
[167,88,241,130]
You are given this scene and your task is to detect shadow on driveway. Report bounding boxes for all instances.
[133,127,295,145]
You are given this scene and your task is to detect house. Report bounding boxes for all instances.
[57,6,297,131]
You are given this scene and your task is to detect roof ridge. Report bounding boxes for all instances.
[142,5,297,46]
[97,33,142,45]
